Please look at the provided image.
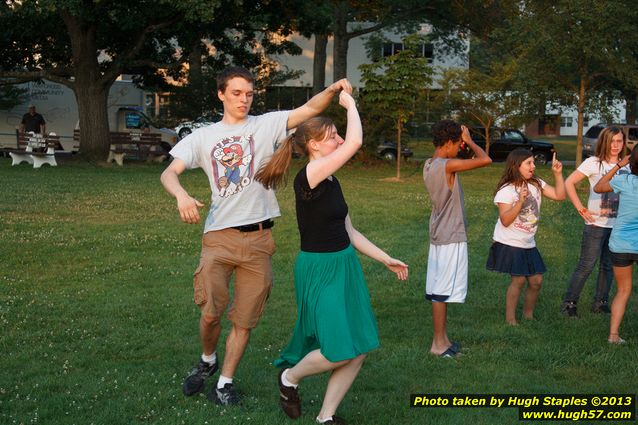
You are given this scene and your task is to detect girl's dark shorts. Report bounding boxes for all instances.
[611,251,638,267]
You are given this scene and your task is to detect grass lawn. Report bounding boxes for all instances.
[546,136,578,162]
[0,156,636,425]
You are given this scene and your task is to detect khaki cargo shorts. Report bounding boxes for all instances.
[193,227,276,329]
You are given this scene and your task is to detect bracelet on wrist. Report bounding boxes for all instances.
[578,207,587,214]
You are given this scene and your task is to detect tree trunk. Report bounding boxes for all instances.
[188,42,204,114]
[64,13,114,160]
[575,76,587,167]
[312,34,328,95]
[624,90,637,125]
[74,82,111,160]
[481,119,492,156]
[332,1,349,81]
[396,118,402,180]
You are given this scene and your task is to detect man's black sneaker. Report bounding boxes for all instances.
[591,300,611,314]
[182,360,218,396]
[209,383,241,406]
[561,302,578,317]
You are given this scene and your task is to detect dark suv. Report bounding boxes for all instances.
[459,127,555,164]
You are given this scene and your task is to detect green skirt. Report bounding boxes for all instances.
[274,245,379,368]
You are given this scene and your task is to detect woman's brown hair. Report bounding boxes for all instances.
[595,126,627,163]
[255,116,334,189]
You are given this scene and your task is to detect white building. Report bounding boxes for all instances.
[271,26,638,138]
[271,25,469,89]
[551,103,625,137]
[527,99,627,138]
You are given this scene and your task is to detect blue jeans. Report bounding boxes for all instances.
[563,225,613,304]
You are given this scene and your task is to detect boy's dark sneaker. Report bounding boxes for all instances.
[209,383,241,406]
[278,368,301,419]
[182,359,218,396]
[561,301,578,317]
[591,300,611,314]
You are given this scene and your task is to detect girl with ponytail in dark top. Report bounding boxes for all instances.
[256,91,408,425]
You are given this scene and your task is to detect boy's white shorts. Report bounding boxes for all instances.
[426,242,468,303]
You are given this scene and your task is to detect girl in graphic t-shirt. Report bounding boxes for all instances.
[486,148,565,325]
[561,127,629,317]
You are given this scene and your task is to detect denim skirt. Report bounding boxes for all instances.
[486,241,547,276]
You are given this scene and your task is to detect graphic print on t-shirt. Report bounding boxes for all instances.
[599,192,619,218]
[513,188,539,234]
[211,134,254,197]
[598,169,629,218]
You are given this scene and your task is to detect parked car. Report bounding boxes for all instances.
[174,112,222,139]
[582,124,638,159]
[376,141,414,161]
[459,127,555,164]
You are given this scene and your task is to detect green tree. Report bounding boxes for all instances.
[165,0,305,121]
[359,34,432,179]
[433,63,536,154]
[297,0,471,91]
[511,0,638,165]
[0,0,304,159]
[285,0,334,95]
[0,0,223,159]
[0,84,28,110]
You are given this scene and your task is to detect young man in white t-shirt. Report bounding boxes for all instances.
[161,66,352,405]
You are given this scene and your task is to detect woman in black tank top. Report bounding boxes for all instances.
[256,92,408,424]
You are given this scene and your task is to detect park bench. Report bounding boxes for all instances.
[135,132,167,164]
[4,132,58,168]
[106,132,137,166]
[31,134,59,168]
[106,131,166,166]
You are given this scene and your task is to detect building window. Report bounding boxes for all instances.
[382,42,433,63]
[583,116,589,127]
[421,43,434,61]
[560,116,573,128]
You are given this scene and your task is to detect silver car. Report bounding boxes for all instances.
[174,112,222,140]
